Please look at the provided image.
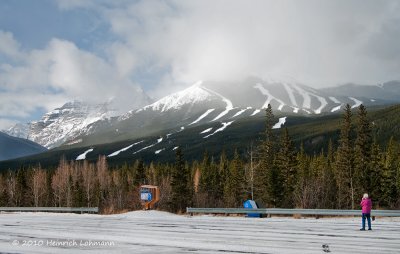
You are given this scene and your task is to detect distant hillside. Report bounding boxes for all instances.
[7,78,400,151]
[0,132,47,161]
[1,104,399,170]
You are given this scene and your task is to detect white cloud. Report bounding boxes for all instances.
[64,0,400,94]
[0,30,24,60]
[0,35,149,129]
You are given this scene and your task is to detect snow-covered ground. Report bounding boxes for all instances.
[1,211,399,254]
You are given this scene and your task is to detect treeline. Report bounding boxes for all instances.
[0,104,399,213]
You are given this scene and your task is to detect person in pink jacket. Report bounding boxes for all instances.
[360,193,372,230]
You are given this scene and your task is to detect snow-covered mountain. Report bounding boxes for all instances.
[321,80,400,103]
[5,78,400,149]
[6,101,119,148]
[121,77,390,121]
[69,77,398,148]
[5,123,30,139]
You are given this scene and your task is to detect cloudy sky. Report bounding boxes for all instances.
[0,0,399,129]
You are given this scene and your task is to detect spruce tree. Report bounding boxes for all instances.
[255,104,276,206]
[381,137,399,208]
[223,150,245,207]
[354,104,372,197]
[15,168,28,206]
[218,150,229,202]
[369,138,383,207]
[335,104,354,209]
[134,160,146,186]
[275,128,297,207]
[208,158,222,206]
[170,147,190,212]
[294,143,311,208]
[199,151,211,194]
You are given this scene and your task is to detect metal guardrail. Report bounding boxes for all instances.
[0,207,99,214]
[186,208,400,217]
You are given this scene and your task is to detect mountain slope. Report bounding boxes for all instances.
[2,104,399,170]
[321,80,400,103]
[6,101,121,149]
[64,78,396,148]
[0,132,47,161]
[5,78,399,150]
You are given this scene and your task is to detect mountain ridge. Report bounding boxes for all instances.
[5,78,400,149]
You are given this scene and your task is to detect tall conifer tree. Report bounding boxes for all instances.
[354,104,372,196]
[335,104,354,209]
[275,128,297,207]
[255,104,276,206]
[170,147,190,212]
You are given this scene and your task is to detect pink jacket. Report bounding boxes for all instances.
[360,198,372,214]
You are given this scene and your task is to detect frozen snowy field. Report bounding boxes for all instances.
[1,210,400,253]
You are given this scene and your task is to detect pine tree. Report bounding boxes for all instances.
[0,174,7,206]
[208,157,222,207]
[218,150,229,201]
[199,151,211,194]
[313,151,336,209]
[275,128,297,207]
[268,165,284,207]
[170,147,191,212]
[335,104,354,209]
[224,150,245,207]
[369,138,383,207]
[294,143,311,208]
[134,160,146,186]
[255,104,276,206]
[15,168,28,206]
[354,104,372,197]
[381,137,399,208]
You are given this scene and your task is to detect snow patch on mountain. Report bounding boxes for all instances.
[166,127,185,138]
[155,148,165,154]
[291,84,311,109]
[133,137,163,155]
[313,95,328,114]
[189,109,215,125]
[204,121,234,138]
[272,117,287,129]
[76,148,94,160]
[331,105,342,112]
[200,86,235,121]
[349,97,363,108]
[251,109,261,116]
[329,96,341,104]
[108,141,144,157]
[254,83,285,110]
[231,107,251,118]
[282,83,298,106]
[200,128,213,134]
[65,139,83,146]
[142,81,213,113]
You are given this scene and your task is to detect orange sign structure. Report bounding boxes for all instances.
[139,185,160,210]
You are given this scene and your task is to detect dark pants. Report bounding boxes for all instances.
[362,213,371,230]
